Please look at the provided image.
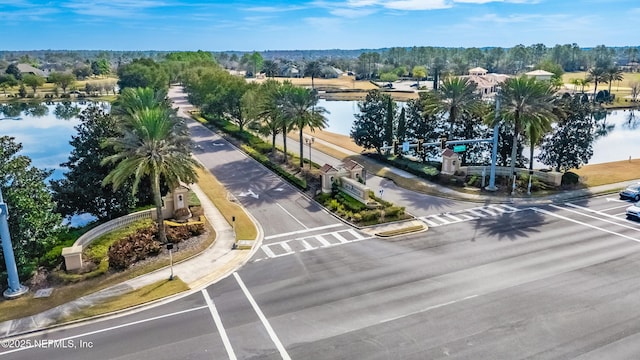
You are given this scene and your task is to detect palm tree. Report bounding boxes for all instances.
[494,76,557,189]
[112,87,169,119]
[304,61,323,90]
[587,66,607,102]
[280,86,328,168]
[256,79,284,155]
[428,76,481,134]
[102,93,201,244]
[604,66,623,98]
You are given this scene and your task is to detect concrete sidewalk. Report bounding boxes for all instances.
[0,183,263,338]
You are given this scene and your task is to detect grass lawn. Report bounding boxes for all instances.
[60,277,190,323]
[572,159,640,187]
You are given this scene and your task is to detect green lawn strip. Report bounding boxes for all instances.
[60,277,190,323]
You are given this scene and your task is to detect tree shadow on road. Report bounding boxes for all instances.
[470,207,548,242]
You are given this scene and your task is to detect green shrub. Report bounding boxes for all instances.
[336,191,367,212]
[360,209,382,222]
[108,226,161,271]
[562,171,580,186]
[384,206,405,218]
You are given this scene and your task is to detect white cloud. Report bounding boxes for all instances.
[61,0,170,18]
[330,7,377,18]
[244,5,307,13]
[383,0,451,10]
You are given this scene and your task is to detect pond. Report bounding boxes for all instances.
[319,99,640,166]
[0,101,110,181]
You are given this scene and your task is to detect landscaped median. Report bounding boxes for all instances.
[366,220,427,238]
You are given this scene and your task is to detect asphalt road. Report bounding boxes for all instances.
[4,88,640,359]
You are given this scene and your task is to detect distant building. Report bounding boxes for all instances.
[525,69,554,81]
[16,63,47,77]
[460,68,509,98]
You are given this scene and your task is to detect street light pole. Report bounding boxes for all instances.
[305,136,315,169]
[0,188,28,299]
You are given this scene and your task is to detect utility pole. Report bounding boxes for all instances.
[0,188,29,299]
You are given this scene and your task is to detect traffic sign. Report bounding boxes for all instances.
[453,145,467,152]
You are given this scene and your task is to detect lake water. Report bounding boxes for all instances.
[319,99,640,166]
[0,101,109,181]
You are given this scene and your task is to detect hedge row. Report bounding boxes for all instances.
[241,145,307,190]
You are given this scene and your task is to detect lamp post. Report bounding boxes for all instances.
[0,188,28,299]
[304,136,315,169]
[166,243,174,280]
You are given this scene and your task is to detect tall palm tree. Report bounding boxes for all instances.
[256,79,285,155]
[494,76,557,186]
[304,61,323,90]
[280,86,328,167]
[605,66,623,98]
[587,66,607,102]
[102,96,201,243]
[428,76,481,135]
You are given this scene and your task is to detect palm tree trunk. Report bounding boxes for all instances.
[271,132,276,154]
[509,123,519,183]
[152,171,167,244]
[299,128,304,168]
[282,126,288,163]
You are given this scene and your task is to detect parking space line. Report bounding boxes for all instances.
[234,273,292,360]
[202,289,237,360]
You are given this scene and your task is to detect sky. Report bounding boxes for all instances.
[1,0,639,51]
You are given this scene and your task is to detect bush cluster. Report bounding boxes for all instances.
[166,223,205,243]
[108,226,161,270]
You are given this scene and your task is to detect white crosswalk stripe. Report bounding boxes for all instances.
[420,204,523,228]
[256,229,373,260]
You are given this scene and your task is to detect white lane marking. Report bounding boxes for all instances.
[333,232,349,243]
[430,215,452,224]
[606,198,626,203]
[276,203,308,229]
[564,203,633,222]
[347,229,365,240]
[280,241,293,253]
[551,204,640,232]
[420,217,440,227]
[459,214,477,220]
[498,204,519,212]
[466,209,489,217]
[261,245,277,258]
[264,223,343,240]
[534,208,640,243]
[380,295,478,324]
[487,205,510,213]
[443,214,464,222]
[473,207,497,216]
[315,235,332,247]
[300,239,317,251]
[233,273,292,360]
[602,204,634,212]
[202,289,237,360]
[0,306,208,356]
